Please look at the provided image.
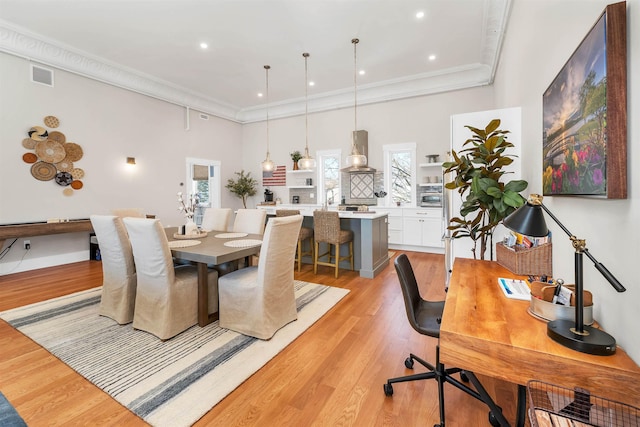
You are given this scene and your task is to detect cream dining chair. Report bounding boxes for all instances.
[232,209,267,235]
[123,217,218,340]
[200,208,232,232]
[218,214,303,339]
[90,215,137,324]
[276,209,313,272]
[111,208,146,218]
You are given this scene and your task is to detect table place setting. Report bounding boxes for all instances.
[215,232,248,239]
[168,240,202,248]
[223,239,263,248]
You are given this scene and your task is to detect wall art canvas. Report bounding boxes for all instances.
[542,1,626,198]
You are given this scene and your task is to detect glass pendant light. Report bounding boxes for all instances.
[261,65,275,172]
[298,52,316,170]
[345,38,367,168]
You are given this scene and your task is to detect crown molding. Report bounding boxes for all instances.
[0,0,510,124]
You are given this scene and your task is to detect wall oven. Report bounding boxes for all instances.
[420,183,443,207]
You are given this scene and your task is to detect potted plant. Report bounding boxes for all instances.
[443,119,528,260]
[290,150,302,170]
[225,170,258,208]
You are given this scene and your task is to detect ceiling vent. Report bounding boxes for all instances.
[199,113,209,121]
[31,64,54,87]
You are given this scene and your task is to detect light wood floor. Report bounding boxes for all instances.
[0,251,523,426]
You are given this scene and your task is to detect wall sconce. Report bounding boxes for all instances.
[126,157,136,165]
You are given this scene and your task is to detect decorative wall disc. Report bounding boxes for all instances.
[22,138,37,149]
[63,188,74,196]
[35,139,66,163]
[64,143,83,161]
[55,159,74,172]
[70,180,83,190]
[31,162,57,181]
[54,171,73,186]
[22,152,38,163]
[44,116,60,128]
[71,167,85,179]
[48,131,66,143]
[28,126,48,141]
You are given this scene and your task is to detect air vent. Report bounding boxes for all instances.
[199,113,209,121]
[31,64,54,87]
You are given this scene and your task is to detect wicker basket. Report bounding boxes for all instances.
[496,242,552,277]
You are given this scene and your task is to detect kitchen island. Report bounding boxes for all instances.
[258,205,389,278]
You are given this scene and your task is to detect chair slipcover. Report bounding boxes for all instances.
[219,214,303,339]
[111,208,145,218]
[90,215,137,324]
[123,217,218,340]
[200,208,232,232]
[232,209,267,235]
[276,209,313,272]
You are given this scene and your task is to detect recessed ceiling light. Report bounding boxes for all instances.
[416,11,425,19]
[309,81,315,87]
[359,70,365,76]
[258,92,263,98]
[199,42,208,49]
[428,54,436,61]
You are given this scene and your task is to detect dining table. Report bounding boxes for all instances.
[165,227,263,326]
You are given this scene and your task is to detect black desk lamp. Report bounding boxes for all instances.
[503,194,626,356]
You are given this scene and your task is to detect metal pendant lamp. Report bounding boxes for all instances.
[345,38,367,168]
[298,52,316,170]
[261,65,275,172]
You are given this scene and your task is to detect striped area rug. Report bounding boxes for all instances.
[1,281,349,427]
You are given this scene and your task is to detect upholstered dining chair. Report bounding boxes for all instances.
[90,215,137,324]
[218,214,303,340]
[232,208,267,235]
[384,254,497,427]
[123,217,218,340]
[200,208,232,232]
[313,210,354,278]
[276,209,313,272]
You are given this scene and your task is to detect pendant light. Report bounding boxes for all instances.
[345,38,367,168]
[261,65,275,172]
[298,52,316,170]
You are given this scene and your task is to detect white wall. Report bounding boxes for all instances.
[493,0,639,361]
[0,52,244,272]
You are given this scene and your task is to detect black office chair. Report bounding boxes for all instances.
[384,254,503,427]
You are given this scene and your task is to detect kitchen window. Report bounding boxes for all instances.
[317,149,341,206]
[383,143,416,206]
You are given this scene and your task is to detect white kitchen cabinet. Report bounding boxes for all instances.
[402,208,443,248]
[374,208,403,245]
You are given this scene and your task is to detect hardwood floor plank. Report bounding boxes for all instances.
[0,252,524,426]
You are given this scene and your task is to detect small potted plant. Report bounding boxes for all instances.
[290,150,302,170]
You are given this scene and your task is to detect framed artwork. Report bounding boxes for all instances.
[542,1,626,198]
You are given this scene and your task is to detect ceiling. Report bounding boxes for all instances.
[0,0,511,123]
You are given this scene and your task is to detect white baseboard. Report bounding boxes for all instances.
[0,250,89,275]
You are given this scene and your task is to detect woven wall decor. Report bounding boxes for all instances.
[22,115,85,194]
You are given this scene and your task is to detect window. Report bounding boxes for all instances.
[186,158,221,225]
[383,143,416,206]
[317,149,342,206]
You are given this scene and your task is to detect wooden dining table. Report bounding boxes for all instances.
[165,228,263,326]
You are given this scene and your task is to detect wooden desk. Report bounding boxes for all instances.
[440,258,640,426]
[166,229,262,327]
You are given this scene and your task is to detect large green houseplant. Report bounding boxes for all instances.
[225,170,258,208]
[443,119,528,260]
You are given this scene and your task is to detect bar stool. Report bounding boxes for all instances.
[313,210,354,278]
[276,209,313,272]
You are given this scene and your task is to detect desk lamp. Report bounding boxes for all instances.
[503,194,626,355]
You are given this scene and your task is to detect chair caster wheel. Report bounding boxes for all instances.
[404,357,414,369]
[488,406,503,427]
[383,383,394,396]
[460,371,469,382]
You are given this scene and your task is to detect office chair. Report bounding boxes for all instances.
[384,254,502,427]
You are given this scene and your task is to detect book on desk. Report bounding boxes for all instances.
[498,277,531,301]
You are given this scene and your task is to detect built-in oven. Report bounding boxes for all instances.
[420,183,443,207]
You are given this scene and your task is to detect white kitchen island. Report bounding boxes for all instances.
[258,205,389,278]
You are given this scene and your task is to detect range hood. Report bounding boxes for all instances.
[341,130,376,173]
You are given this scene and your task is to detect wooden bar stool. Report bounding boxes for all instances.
[276,209,313,272]
[313,210,354,278]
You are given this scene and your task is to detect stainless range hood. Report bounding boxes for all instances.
[341,130,376,172]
